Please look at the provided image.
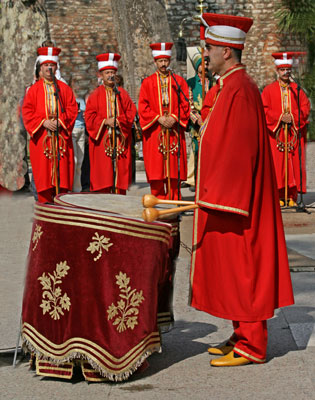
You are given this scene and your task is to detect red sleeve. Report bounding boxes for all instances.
[261,84,283,134]
[57,82,78,137]
[290,86,310,131]
[85,88,107,140]
[198,91,260,217]
[201,85,219,121]
[138,77,161,131]
[116,88,137,135]
[169,76,190,129]
[22,84,46,138]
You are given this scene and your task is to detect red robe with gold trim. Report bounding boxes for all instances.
[190,66,294,322]
[261,80,310,194]
[85,85,136,191]
[138,72,190,181]
[22,79,77,193]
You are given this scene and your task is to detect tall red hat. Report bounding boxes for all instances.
[150,42,173,60]
[96,53,121,71]
[37,47,61,65]
[200,13,253,50]
[272,52,306,68]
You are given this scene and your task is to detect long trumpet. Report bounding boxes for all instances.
[142,194,194,208]
[142,204,198,222]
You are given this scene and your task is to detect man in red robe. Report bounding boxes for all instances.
[138,42,190,200]
[190,13,294,367]
[261,52,310,206]
[22,47,77,203]
[85,53,136,194]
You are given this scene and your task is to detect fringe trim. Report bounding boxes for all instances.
[22,337,161,382]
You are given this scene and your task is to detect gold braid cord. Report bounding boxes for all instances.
[43,132,66,159]
[276,125,297,153]
[104,128,126,157]
[158,128,178,157]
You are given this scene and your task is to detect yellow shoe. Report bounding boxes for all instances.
[288,198,296,207]
[207,344,233,356]
[210,351,252,367]
[279,200,285,207]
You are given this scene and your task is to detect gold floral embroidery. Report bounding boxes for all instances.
[107,272,145,333]
[32,224,43,250]
[87,232,113,261]
[38,261,71,320]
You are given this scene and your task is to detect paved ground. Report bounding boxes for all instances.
[1,144,315,399]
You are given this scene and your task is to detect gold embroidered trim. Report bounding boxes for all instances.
[22,322,160,367]
[189,207,199,293]
[207,30,244,42]
[58,118,68,134]
[220,65,245,82]
[107,272,145,333]
[49,201,171,233]
[32,224,43,250]
[156,71,163,116]
[35,208,171,239]
[87,232,113,261]
[233,346,266,363]
[35,214,170,245]
[142,114,160,131]
[96,119,107,141]
[198,200,249,216]
[32,119,45,135]
[38,261,71,320]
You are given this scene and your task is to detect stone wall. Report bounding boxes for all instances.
[45,0,119,97]
[42,0,306,94]
[163,0,306,90]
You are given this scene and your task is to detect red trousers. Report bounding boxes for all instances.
[37,188,68,203]
[150,179,181,200]
[279,187,298,202]
[229,320,267,363]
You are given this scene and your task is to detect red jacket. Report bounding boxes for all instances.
[22,79,77,192]
[138,72,190,181]
[261,80,310,192]
[85,85,136,191]
[190,65,294,321]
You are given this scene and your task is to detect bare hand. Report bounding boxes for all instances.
[105,117,116,128]
[281,113,292,124]
[158,116,167,128]
[43,119,58,132]
[166,116,176,128]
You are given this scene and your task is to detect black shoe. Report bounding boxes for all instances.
[181,182,190,188]
[189,186,195,192]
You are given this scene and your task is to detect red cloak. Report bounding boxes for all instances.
[190,65,294,322]
[138,72,190,181]
[261,80,310,194]
[85,85,136,191]
[22,79,77,193]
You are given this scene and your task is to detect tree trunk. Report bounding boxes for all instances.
[110,0,176,102]
[0,0,48,190]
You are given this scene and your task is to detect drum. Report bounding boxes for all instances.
[55,192,178,222]
[55,193,180,329]
[21,193,179,382]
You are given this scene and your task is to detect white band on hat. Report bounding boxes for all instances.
[98,60,118,70]
[37,55,59,65]
[152,50,172,58]
[275,59,293,66]
[205,25,246,45]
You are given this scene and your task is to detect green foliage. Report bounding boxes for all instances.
[276,0,315,140]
